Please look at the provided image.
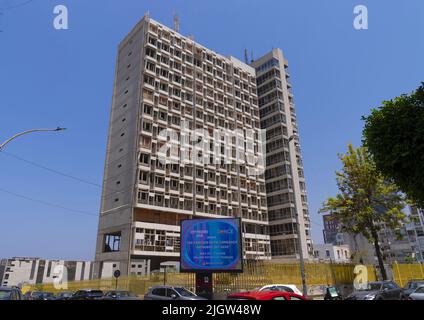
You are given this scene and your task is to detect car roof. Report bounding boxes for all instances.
[78,289,103,291]
[262,284,297,287]
[229,291,296,300]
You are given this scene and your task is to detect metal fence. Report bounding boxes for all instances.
[392,263,424,287]
[25,261,381,296]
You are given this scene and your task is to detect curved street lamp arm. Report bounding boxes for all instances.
[0,127,66,150]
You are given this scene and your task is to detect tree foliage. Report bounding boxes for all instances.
[320,145,406,279]
[362,83,424,207]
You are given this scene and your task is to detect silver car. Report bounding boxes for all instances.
[144,286,206,300]
[409,285,424,300]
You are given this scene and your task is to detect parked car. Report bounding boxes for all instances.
[68,289,104,300]
[0,287,23,300]
[103,290,141,300]
[345,281,402,300]
[408,285,424,300]
[28,291,55,300]
[255,284,303,296]
[55,292,74,300]
[144,286,206,300]
[23,291,33,300]
[227,291,307,300]
[401,280,424,300]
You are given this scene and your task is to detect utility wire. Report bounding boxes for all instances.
[0,150,135,199]
[0,187,99,217]
[0,150,102,188]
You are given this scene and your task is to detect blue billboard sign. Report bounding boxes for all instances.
[180,218,243,273]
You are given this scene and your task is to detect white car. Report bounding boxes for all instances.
[257,284,303,296]
[409,285,424,300]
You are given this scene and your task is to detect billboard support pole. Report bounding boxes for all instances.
[196,272,213,299]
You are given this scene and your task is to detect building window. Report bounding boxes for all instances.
[104,233,121,252]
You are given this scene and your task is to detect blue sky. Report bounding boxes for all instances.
[0,0,423,260]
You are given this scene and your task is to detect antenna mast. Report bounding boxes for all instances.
[173,13,180,33]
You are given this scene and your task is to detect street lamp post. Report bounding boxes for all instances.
[288,134,308,296]
[0,127,66,151]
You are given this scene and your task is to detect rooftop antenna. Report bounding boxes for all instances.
[173,13,180,33]
[144,10,150,20]
[250,51,254,63]
[244,49,249,64]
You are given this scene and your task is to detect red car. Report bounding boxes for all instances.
[227,291,308,300]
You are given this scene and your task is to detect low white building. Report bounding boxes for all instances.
[313,244,351,263]
[0,257,92,288]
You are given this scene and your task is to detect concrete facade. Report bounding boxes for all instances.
[251,49,313,261]
[406,206,424,263]
[94,15,273,277]
[321,212,417,265]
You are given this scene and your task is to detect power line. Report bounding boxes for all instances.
[0,187,99,218]
[0,150,136,200]
[0,150,102,188]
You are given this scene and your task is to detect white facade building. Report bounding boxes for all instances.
[406,206,424,263]
[313,244,351,263]
[0,257,92,288]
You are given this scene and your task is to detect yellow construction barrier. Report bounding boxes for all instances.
[26,261,384,296]
[392,262,424,287]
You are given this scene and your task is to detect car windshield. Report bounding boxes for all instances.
[59,292,73,297]
[358,283,382,291]
[0,291,12,300]
[409,282,424,289]
[114,291,134,297]
[32,292,45,297]
[89,291,103,295]
[174,287,196,297]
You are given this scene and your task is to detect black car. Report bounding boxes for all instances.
[55,292,74,300]
[30,292,55,300]
[346,281,402,300]
[401,280,424,300]
[0,287,23,300]
[103,290,141,300]
[68,289,104,300]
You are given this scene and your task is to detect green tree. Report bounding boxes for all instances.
[320,145,406,280]
[362,83,424,207]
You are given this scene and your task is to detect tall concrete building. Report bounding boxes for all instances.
[251,49,313,261]
[94,15,271,277]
